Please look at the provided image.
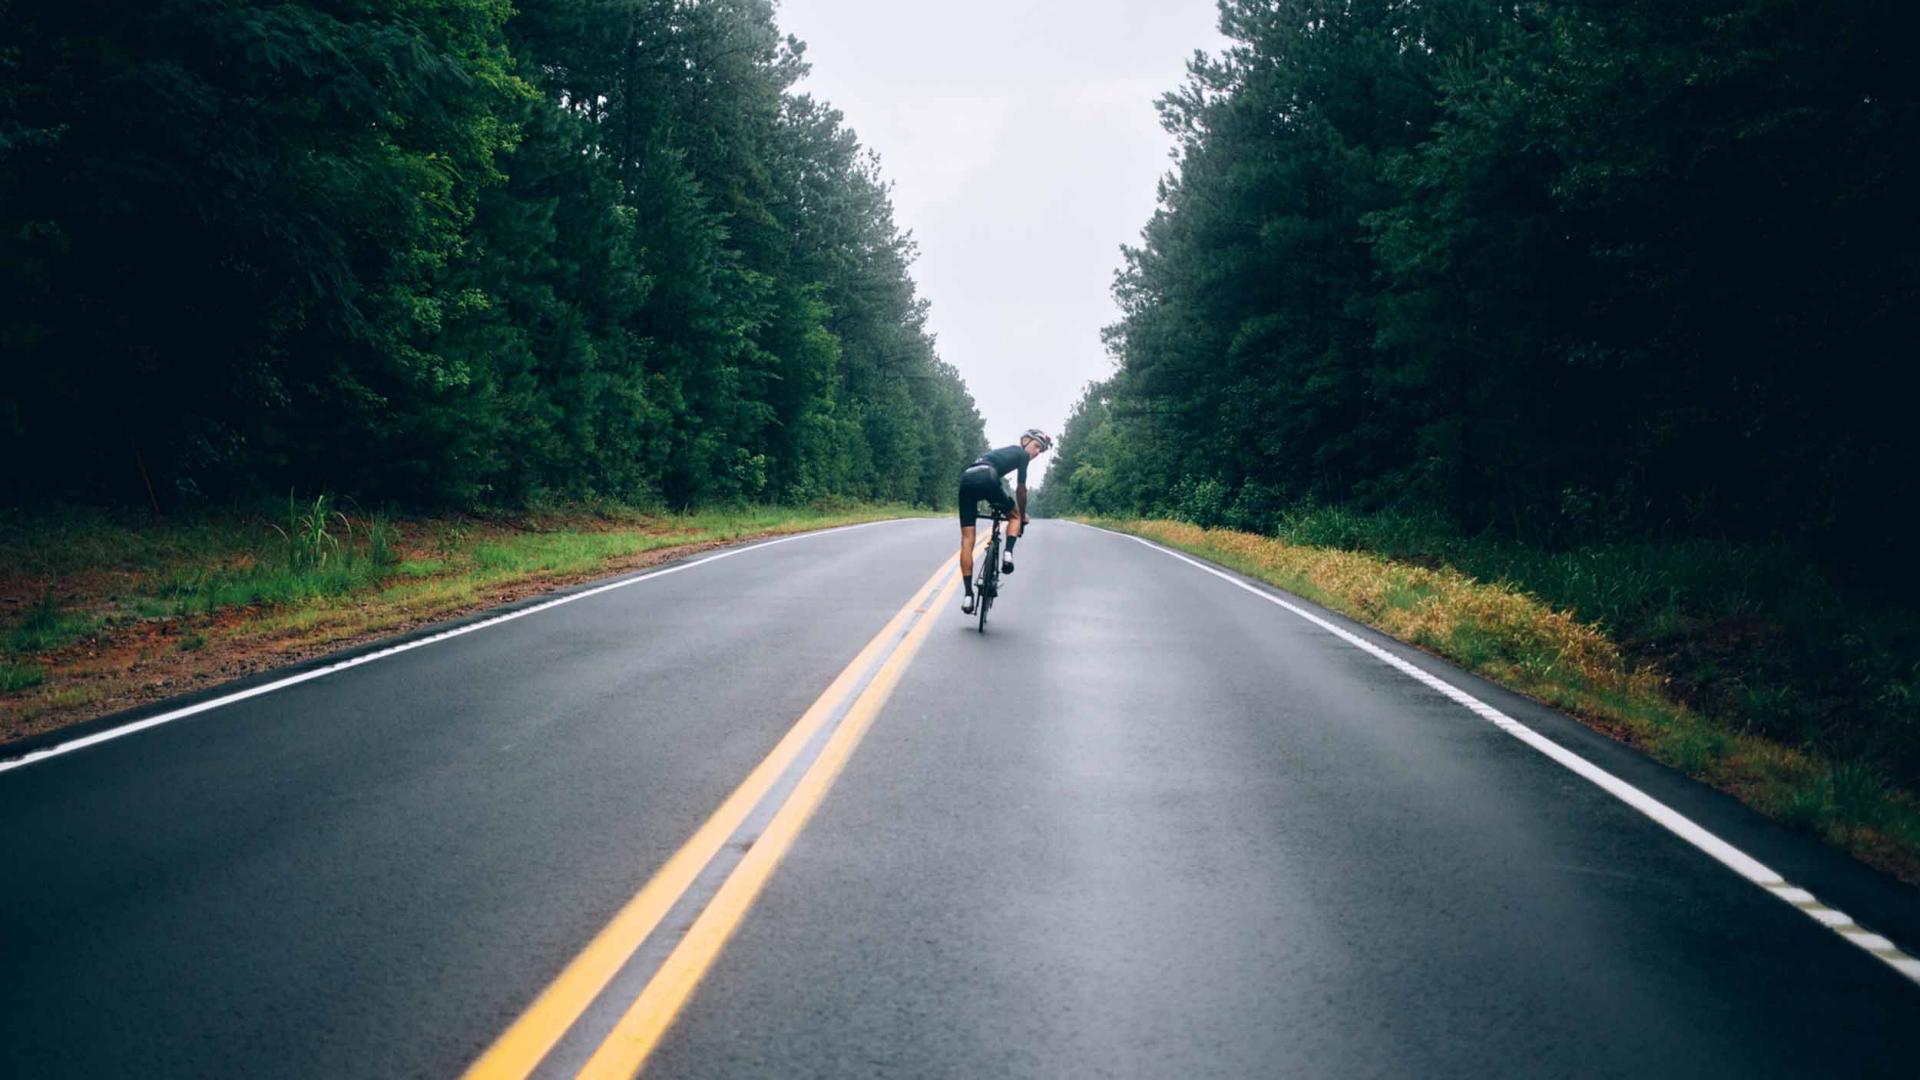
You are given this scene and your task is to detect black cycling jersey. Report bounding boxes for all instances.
[972,444,1029,486]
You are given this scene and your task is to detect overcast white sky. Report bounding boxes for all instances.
[773,0,1227,485]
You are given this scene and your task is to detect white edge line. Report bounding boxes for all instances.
[0,519,908,775]
[1073,521,1920,987]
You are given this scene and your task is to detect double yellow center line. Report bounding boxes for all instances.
[463,551,970,1079]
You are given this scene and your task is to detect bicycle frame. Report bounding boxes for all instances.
[972,505,1008,632]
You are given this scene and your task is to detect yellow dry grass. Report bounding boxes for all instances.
[1109,519,1920,880]
[1135,521,1628,680]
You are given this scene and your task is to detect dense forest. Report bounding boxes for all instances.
[1039,0,1916,571]
[0,0,984,510]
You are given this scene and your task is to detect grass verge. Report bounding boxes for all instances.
[1095,517,1920,883]
[0,501,930,746]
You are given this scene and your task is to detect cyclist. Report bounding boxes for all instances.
[958,429,1052,614]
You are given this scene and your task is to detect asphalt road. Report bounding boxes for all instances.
[3,517,1917,1078]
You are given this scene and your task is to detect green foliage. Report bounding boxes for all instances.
[1043,0,1918,576]
[273,493,351,571]
[0,662,46,694]
[7,591,99,654]
[1,0,983,511]
[1036,0,1920,788]
[1,590,92,696]
[366,513,399,568]
[1169,476,1231,529]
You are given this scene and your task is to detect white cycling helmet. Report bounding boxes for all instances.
[1022,428,1053,452]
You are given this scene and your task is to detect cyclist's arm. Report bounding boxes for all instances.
[1015,483,1028,518]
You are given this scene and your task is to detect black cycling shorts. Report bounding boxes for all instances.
[957,465,1013,527]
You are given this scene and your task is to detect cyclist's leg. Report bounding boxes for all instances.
[959,526,979,613]
[957,483,980,611]
[988,488,1018,573]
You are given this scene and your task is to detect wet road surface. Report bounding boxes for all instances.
[4,518,1917,1077]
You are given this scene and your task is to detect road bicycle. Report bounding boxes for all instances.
[972,506,1015,633]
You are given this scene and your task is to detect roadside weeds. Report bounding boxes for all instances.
[1095,518,1920,885]
[0,504,927,747]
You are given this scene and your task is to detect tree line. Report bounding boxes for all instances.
[1,0,985,510]
[1039,0,1915,567]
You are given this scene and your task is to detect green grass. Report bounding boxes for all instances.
[4,501,923,623]
[0,500,932,705]
[7,592,103,653]
[0,662,45,693]
[1,591,98,702]
[153,561,385,616]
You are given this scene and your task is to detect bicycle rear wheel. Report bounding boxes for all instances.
[977,537,998,632]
